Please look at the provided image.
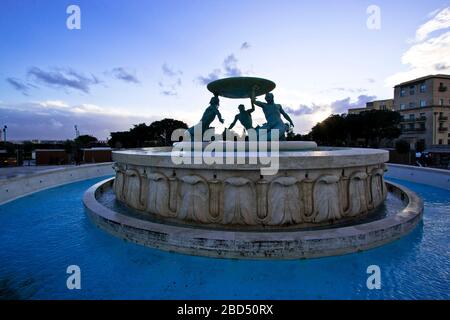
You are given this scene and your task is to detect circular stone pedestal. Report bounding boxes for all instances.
[83,179,423,259]
[110,146,390,229]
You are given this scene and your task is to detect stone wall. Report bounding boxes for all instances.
[0,163,114,205]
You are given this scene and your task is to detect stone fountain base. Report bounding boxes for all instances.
[83,178,423,259]
[109,146,391,229]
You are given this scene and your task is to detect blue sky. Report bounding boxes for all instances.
[1,0,449,140]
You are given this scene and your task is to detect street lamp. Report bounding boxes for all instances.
[2,125,7,143]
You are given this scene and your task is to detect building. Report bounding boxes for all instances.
[82,147,112,163]
[348,99,394,114]
[35,149,68,165]
[393,74,450,150]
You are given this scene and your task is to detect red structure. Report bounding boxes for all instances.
[35,149,68,165]
[82,148,112,163]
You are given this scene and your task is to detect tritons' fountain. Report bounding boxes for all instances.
[84,77,423,259]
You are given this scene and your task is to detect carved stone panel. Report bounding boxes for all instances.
[313,175,342,222]
[347,172,368,217]
[177,175,210,223]
[223,177,257,225]
[268,177,302,225]
[146,172,170,217]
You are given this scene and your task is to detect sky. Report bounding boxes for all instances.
[0,0,449,141]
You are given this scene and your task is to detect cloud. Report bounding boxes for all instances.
[326,87,367,94]
[5,77,35,96]
[0,101,158,140]
[111,67,140,84]
[196,53,244,85]
[285,95,376,117]
[223,54,242,77]
[162,63,182,77]
[158,64,183,96]
[196,69,222,85]
[386,7,450,86]
[285,104,326,116]
[415,7,450,42]
[240,41,251,50]
[330,95,376,114]
[27,67,101,93]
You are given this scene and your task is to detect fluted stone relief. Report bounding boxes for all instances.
[123,169,142,210]
[146,172,170,217]
[347,172,369,217]
[112,164,125,201]
[268,177,302,225]
[223,177,257,225]
[178,175,210,223]
[114,163,387,228]
[313,175,342,222]
[370,168,386,207]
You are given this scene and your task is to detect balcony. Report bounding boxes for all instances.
[402,127,425,133]
[400,116,427,123]
[438,127,448,133]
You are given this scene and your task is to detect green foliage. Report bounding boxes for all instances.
[74,135,98,147]
[310,110,401,147]
[108,118,188,148]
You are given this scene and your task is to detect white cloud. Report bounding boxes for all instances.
[386,7,450,87]
[0,101,159,140]
[415,7,450,42]
[39,100,69,108]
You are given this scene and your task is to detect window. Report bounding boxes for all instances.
[409,102,416,108]
[408,123,414,130]
[380,104,386,110]
[409,114,415,120]
[409,85,415,95]
[438,139,443,145]
[420,100,427,107]
[400,104,406,110]
[420,123,425,130]
[440,99,444,106]
[420,83,426,93]
[448,140,450,145]
[400,87,406,97]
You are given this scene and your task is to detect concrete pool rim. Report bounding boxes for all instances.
[83,177,424,260]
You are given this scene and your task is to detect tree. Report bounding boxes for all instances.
[148,118,188,145]
[108,118,188,148]
[309,110,401,147]
[74,135,98,147]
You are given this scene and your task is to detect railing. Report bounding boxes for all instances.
[438,127,448,132]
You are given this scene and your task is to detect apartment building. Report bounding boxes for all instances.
[393,74,450,149]
[348,99,394,114]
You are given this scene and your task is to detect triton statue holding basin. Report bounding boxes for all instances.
[83,76,424,259]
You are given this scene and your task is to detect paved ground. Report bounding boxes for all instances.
[0,165,76,180]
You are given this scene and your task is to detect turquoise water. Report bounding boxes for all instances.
[0,176,448,299]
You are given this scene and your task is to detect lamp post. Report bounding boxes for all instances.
[2,125,7,143]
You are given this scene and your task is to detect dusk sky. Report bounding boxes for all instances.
[1,0,449,140]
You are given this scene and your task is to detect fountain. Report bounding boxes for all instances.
[83,77,423,259]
